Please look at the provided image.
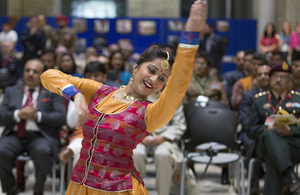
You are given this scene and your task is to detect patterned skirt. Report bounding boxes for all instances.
[65,175,149,195]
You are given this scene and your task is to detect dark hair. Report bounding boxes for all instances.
[244,49,255,56]
[136,46,174,68]
[150,43,162,48]
[59,52,77,72]
[264,23,276,37]
[253,52,267,64]
[109,51,125,70]
[292,51,300,63]
[272,51,284,60]
[195,52,213,67]
[41,48,56,60]
[85,61,106,75]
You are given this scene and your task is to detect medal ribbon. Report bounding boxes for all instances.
[268,91,289,114]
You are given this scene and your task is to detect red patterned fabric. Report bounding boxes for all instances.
[70,85,151,191]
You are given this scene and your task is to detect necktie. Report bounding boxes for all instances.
[17,89,35,138]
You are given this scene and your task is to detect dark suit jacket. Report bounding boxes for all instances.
[199,34,228,74]
[239,88,261,131]
[222,70,246,108]
[0,83,66,160]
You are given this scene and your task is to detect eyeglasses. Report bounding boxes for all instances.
[271,74,288,80]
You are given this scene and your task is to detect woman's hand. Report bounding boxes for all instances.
[185,0,207,32]
[73,93,89,129]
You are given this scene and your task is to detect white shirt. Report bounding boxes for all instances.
[0,30,18,43]
[13,85,42,132]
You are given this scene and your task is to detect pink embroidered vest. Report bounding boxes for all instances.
[70,85,151,191]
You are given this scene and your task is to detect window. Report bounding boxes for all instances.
[70,0,126,18]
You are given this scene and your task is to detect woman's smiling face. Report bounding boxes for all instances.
[131,58,171,98]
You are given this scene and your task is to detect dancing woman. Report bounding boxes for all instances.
[41,1,207,194]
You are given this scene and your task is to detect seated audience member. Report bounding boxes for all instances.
[247,62,300,195]
[292,53,300,90]
[85,46,98,60]
[0,59,66,195]
[239,63,271,194]
[119,39,134,72]
[107,43,120,56]
[40,48,56,70]
[107,51,131,85]
[272,51,284,66]
[231,52,267,110]
[98,54,110,72]
[222,50,245,107]
[58,52,83,78]
[265,51,274,66]
[84,61,121,88]
[80,46,99,74]
[0,23,18,45]
[133,97,196,195]
[0,40,21,94]
[184,52,228,105]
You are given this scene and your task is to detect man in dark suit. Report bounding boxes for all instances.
[199,23,228,74]
[239,63,271,194]
[247,62,300,195]
[21,17,46,67]
[0,59,66,195]
[222,50,246,108]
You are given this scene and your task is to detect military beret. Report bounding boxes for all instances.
[56,14,69,24]
[269,61,291,76]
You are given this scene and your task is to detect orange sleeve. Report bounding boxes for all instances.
[146,46,198,133]
[41,69,102,104]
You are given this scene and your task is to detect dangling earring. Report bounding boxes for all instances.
[129,73,135,85]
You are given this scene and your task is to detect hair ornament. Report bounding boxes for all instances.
[161,51,169,70]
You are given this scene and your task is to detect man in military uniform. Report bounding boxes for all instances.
[51,15,77,54]
[247,61,300,195]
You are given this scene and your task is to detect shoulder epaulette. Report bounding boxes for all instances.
[255,91,269,98]
[291,90,300,95]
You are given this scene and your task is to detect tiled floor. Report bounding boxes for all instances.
[0,161,241,195]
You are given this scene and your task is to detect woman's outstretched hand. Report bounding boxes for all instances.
[185,0,207,32]
[73,93,89,129]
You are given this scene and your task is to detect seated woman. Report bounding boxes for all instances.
[40,1,207,194]
[107,51,132,85]
[58,52,84,78]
